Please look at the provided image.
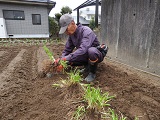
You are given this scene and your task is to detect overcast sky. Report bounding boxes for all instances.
[49,0,98,17]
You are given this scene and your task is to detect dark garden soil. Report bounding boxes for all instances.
[0,42,160,120]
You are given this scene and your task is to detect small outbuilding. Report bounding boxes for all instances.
[0,0,56,38]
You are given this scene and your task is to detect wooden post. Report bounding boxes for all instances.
[77,8,79,24]
[95,0,99,27]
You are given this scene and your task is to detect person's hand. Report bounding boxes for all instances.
[56,65,63,72]
[61,58,66,61]
[54,58,60,66]
[54,58,66,66]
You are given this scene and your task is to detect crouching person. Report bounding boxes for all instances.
[55,14,108,82]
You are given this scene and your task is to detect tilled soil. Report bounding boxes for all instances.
[0,43,160,120]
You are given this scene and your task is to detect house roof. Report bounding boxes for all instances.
[0,0,55,4]
[0,0,56,10]
[73,0,101,11]
[25,0,50,2]
[22,0,54,3]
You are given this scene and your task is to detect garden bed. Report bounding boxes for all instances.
[0,41,160,120]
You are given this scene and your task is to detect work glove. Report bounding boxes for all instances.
[54,58,66,66]
[54,58,67,72]
[97,44,108,57]
[56,65,63,72]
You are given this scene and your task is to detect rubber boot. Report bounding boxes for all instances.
[85,62,98,82]
[79,65,89,74]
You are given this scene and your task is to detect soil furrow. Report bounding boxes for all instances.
[0,49,26,91]
[0,44,159,120]
[0,47,20,73]
[0,46,38,120]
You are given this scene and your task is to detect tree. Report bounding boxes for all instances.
[49,16,59,38]
[54,6,72,23]
[53,6,72,35]
[60,6,72,15]
[89,16,96,30]
[55,13,62,23]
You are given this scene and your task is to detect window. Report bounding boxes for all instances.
[32,14,41,25]
[3,10,25,20]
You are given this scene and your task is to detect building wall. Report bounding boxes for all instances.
[0,3,49,38]
[101,0,160,76]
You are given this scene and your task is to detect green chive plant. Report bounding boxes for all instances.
[83,85,114,112]
[52,83,64,88]
[59,60,68,72]
[109,108,118,120]
[55,38,60,44]
[52,68,82,88]
[109,108,127,120]
[71,105,86,120]
[66,68,82,85]
[43,45,55,61]
[134,116,139,120]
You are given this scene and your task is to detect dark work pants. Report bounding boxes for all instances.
[71,47,104,66]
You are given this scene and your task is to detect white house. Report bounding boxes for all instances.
[79,8,101,24]
[73,16,89,25]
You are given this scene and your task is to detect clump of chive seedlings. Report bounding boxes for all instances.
[71,105,86,120]
[108,108,127,120]
[83,85,114,112]
[52,68,82,88]
[43,45,54,61]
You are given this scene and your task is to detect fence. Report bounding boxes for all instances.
[101,0,160,76]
